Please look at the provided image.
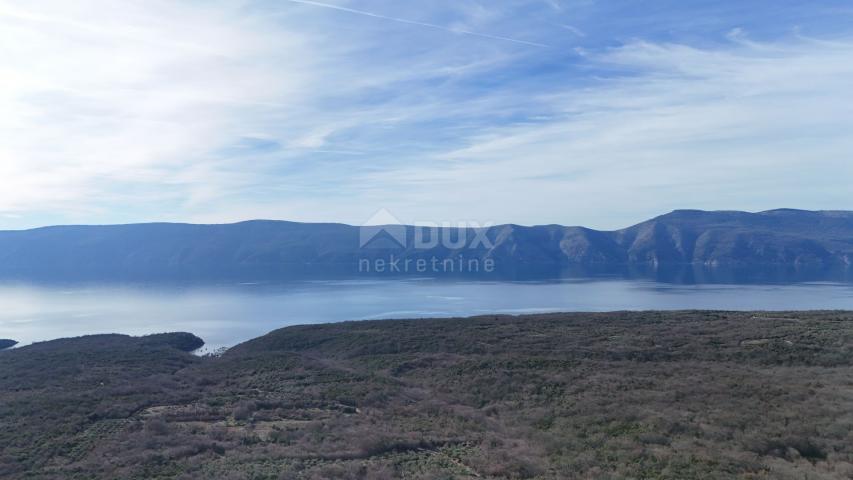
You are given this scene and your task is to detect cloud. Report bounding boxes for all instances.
[0,0,319,219]
[1,0,852,229]
[556,24,586,37]
[281,0,549,47]
[1,0,558,226]
[356,36,853,228]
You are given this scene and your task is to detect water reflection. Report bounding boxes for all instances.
[0,263,851,285]
[1,272,852,351]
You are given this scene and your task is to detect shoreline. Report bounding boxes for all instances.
[4,311,853,478]
[5,307,853,353]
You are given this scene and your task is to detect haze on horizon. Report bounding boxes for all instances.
[2,0,852,231]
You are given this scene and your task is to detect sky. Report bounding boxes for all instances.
[1,0,852,230]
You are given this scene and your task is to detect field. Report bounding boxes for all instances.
[1,311,852,479]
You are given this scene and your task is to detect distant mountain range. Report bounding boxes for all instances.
[0,209,851,280]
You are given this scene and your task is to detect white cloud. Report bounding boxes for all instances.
[0,0,315,218]
[1,1,851,230]
[356,37,853,228]
[1,0,551,227]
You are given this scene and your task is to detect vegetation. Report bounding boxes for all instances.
[2,311,853,478]
[3,210,853,283]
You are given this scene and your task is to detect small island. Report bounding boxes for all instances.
[0,339,17,350]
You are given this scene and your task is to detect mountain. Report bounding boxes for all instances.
[611,209,853,266]
[0,209,850,280]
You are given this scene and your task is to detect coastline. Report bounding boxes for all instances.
[3,310,852,478]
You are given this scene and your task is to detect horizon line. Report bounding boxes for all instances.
[0,208,843,233]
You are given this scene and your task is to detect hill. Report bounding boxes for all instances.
[0,209,851,280]
[1,311,852,478]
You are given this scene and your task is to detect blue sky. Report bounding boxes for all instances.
[1,0,852,230]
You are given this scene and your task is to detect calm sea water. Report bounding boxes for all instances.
[2,278,853,351]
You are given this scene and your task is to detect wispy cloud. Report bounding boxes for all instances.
[555,24,585,37]
[357,36,853,227]
[281,0,550,47]
[1,0,851,229]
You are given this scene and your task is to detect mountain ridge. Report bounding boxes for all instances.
[10,208,850,232]
[0,209,851,279]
